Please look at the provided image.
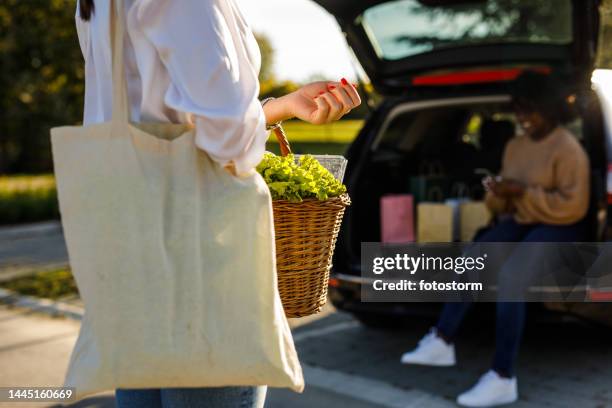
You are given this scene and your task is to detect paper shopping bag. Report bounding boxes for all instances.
[417,203,453,243]
[50,0,303,400]
[380,194,415,243]
[460,201,492,242]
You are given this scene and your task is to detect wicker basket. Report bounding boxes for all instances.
[271,126,351,318]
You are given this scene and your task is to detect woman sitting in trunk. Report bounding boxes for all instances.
[400,71,590,408]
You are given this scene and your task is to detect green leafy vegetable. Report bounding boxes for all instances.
[256,153,346,202]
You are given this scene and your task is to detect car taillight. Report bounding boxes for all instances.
[412,67,551,86]
[587,288,612,301]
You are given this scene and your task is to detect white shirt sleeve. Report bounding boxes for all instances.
[130,0,268,176]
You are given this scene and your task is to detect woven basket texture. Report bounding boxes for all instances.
[273,193,350,317]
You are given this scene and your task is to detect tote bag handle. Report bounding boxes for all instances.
[110,0,130,125]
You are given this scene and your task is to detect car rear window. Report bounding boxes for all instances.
[360,0,573,61]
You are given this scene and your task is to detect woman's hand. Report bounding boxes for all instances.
[262,78,361,126]
[482,175,496,192]
[485,176,526,198]
[289,79,361,124]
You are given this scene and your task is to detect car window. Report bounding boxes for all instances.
[359,0,573,61]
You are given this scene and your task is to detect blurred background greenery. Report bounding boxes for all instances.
[0,175,58,224]
[0,0,86,174]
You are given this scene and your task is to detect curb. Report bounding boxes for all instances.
[0,288,84,321]
[0,220,62,241]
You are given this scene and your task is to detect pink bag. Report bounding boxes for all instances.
[380,194,415,243]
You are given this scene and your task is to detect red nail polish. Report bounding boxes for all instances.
[341,78,348,85]
[328,85,336,90]
[318,91,325,95]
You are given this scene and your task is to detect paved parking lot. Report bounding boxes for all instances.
[2,302,612,408]
[2,222,612,407]
[293,309,612,407]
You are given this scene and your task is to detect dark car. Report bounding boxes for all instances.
[313,0,612,327]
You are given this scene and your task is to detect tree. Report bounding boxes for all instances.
[254,32,302,99]
[390,0,571,52]
[0,0,84,174]
[254,32,275,83]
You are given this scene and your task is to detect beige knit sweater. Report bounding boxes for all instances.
[485,126,590,225]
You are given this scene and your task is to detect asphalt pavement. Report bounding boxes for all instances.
[0,221,68,283]
[2,222,612,407]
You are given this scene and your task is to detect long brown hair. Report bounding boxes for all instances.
[79,0,95,21]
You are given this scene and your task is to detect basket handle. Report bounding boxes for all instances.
[273,125,292,157]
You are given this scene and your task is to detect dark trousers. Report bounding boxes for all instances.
[435,217,585,376]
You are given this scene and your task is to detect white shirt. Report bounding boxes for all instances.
[75,0,268,176]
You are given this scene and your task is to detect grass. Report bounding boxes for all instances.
[1,269,78,299]
[265,141,349,156]
[265,119,361,156]
[0,175,59,225]
[268,119,363,144]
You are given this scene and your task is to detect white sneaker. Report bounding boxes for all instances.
[457,370,518,407]
[400,328,456,367]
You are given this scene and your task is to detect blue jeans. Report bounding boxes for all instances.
[115,386,267,408]
[436,217,585,377]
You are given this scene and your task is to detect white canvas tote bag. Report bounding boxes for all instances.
[50,0,303,399]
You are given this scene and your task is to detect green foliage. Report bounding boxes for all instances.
[0,175,59,224]
[259,79,300,99]
[1,269,78,299]
[0,0,85,173]
[273,120,363,143]
[253,31,304,99]
[256,153,346,202]
[265,142,348,156]
[254,32,274,83]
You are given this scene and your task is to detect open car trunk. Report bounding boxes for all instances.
[333,93,608,276]
[313,0,601,93]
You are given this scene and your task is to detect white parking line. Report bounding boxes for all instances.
[303,364,456,408]
[292,321,455,407]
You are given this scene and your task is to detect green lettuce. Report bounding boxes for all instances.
[256,153,346,202]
